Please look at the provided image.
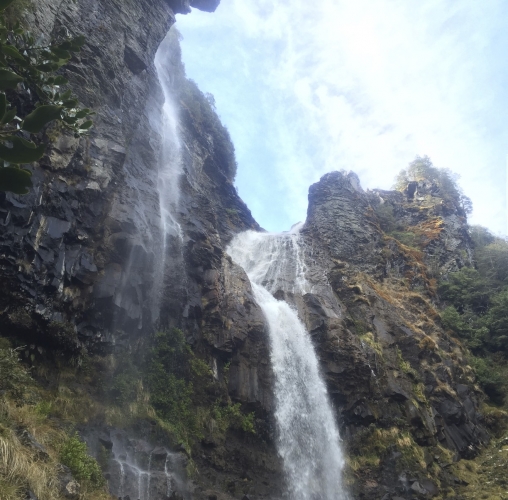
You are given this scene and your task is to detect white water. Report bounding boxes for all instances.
[154,31,184,246]
[150,30,188,321]
[228,227,348,500]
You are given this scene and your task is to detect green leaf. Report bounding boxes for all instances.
[58,41,72,51]
[74,110,88,119]
[80,120,93,129]
[22,105,63,133]
[0,0,17,11]
[50,47,71,60]
[0,137,45,163]
[1,108,16,124]
[36,63,58,72]
[62,116,77,124]
[60,90,72,100]
[70,35,86,50]
[0,93,5,121]
[0,166,32,194]
[0,69,23,90]
[62,99,78,108]
[53,75,68,85]
[1,44,25,61]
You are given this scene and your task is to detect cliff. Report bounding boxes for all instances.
[0,2,504,500]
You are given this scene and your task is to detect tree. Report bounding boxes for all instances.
[0,0,93,194]
[394,156,472,215]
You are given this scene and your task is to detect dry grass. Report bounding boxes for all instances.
[0,396,115,500]
[0,420,61,499]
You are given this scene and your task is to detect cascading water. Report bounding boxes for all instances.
[154,31,184,247]
[151,29,189,322]
[228,226,348,500]
[103,432,188,500]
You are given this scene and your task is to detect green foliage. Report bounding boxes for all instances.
[390,230,417,248]
[162,28,236,182]
[60,433,105,488]
[438,225,508,404]
[212,401,256,434]
[439,267,490,314]
[440,306,488,350]
[476,240,508,288]
[34,400,51,417]
[109,365,141,406]
[145,328,255,450]
[145,328,207,446]
[0,0,93,193]
[394,156,472,214]
[179,77,237,181]
[485,290,508,351]
[0,341,32,402]
[375,203,398,233]
[467,356,505,405]
[439,228,508,355]
[395,347,418,379]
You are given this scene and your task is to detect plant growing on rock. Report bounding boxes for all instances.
[0,338,32,403]
[0,0,93,194]
[60,432,105,488]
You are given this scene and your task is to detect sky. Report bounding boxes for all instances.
[175,0,508,235]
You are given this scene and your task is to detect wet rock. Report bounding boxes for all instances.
[58,465,80,499]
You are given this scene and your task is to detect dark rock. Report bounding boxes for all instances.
[58,465,80,499]
[98,435,113,450]
[124,45,148,74]
[190,0,221,12]
[19,430,49,460]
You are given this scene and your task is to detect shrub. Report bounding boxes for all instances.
[467,356,505,405]
[213,401,255,434]
[0,342,32,402]
[60,433,105,488]
[438,267,490,314]
[145,329,207,446]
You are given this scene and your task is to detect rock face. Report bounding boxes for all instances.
[0,1,282,498]
[299,172,489,498]
[0,2,493,500]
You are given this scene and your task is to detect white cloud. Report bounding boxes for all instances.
[177,0,508,234]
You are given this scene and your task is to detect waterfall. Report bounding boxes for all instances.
[151,30,188,323]
[154,31,184,246]
[228,226,348,500]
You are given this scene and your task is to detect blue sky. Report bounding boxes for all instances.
[175,0,508,235]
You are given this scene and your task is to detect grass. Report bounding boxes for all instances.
[451,426,508,500]
[0,339,112,499]
[348,426,427,472]
[358,332,383,358]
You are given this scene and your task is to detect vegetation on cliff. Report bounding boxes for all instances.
[439,227,508,405]
[0,338,110,499]
[0,0,93,194]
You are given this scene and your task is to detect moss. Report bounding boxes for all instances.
[351,319,369,336]
[348,425,427,472]
[391,230,418,248]
[413,383,429,406]
[481,404,508,438]
[212,401,256,434]
[358,332,383,358]
[396,346,419,380]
